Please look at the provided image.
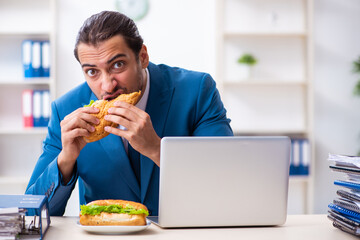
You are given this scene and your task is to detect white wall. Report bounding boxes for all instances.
[312,0,360,213]
[55,0,360,215]
[55,0,216,98]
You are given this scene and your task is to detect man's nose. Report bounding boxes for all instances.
[101,73,117,93]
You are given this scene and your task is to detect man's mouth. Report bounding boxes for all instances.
[103,89,126,101]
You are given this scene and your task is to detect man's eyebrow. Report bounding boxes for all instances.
[107,54,126,64]
[81,63,96,68]
[80,54,126,68]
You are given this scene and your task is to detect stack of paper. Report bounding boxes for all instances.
[328,153,360,237]
[0,207,24,240]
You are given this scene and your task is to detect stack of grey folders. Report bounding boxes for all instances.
[328,154,360,237]
[0,207,24,240]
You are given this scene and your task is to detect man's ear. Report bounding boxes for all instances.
[139,44,149,69]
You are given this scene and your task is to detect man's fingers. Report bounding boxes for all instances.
[112,101,147,118]
[61,115,97,133]
[64,106,99,121]
[104,126,127,138]
[63,128,92,140]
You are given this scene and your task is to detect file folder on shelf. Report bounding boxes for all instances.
[22,89,33,127]
[41,41,50,77]
[22,40,51,79]
[31,41,42,78]
[41,90,50,126]
[289,138,310,175]
[33,90,42,127]
[22,40,33,78]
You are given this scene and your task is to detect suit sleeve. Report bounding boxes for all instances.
[25,101,77,216]
[192,74,233,136]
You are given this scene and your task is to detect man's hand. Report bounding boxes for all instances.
[104,101,161,166]
[58,106,99,184]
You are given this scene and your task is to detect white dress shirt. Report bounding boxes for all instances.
[119,68,150,154]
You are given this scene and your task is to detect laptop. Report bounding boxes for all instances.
[148,136,290,228]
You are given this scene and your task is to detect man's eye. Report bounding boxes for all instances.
[113,62,124,69]
[86,69,96,77]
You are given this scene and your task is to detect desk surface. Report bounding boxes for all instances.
[45,215,358,240]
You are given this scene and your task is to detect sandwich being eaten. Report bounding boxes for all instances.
[83,91,141,143]
[79,199,149,226]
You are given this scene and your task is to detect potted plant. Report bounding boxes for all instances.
[353,56,360,96]
[237,53,257,81]
[352,56,360,156]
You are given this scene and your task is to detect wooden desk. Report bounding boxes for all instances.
[44,215,358,240]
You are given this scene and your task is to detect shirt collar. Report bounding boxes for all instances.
[135,68,150,111]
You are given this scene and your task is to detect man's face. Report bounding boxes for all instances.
[77,35,148,100]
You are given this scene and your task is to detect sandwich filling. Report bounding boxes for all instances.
[84,100,95,107]
[80,204,149,216]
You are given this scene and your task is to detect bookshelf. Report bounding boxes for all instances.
[0,0,56,193]
[216,0,314,213]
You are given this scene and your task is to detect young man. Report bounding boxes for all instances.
[26,11,233,216]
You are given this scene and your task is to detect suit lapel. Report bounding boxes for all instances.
[99,133,141,199]
[140,63,174,202]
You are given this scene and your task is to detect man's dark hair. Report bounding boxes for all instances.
[74,11,144,62]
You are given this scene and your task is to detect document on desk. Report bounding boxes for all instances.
[328,153,360,237]
[0,207,24,239]
[328,154,360,168]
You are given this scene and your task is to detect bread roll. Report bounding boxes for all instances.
[83,91,141,143]
[79,199,149,226]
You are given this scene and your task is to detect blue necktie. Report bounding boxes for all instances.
[128,144,141,185]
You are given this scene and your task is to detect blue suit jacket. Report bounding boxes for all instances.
[26,63,233,216]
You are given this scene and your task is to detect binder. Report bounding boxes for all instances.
[32,90,42,127]
[330,165,360,175]
[300,139,310,175]
[41,41,50,77]
[41,90,50,126]
[31,41,42,77]
[22,40,32,78]
[22,90,33,128]
[329,209,360,225]
[337,190,360,203]
[328,203,360,220]
[331,218,360,236]
[290,139,300,175]
[333,198,360,214]
[0,195,50,239]
[334,180,360,191]
[289,139,310,176]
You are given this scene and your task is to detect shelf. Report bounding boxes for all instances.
[0,78,51,86]
[0,31,50,38]
[0,128,48,135]
[224,32,307,39]
[234,129,308,136]
[223,80,307,87]
[289,175,309,184]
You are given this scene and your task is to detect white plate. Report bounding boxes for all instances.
[78,219,151,234]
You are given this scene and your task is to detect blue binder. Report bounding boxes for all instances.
[41,90,50,126]
[329,203,360,221]
[31,41,42,77]
[334,180,360,191]
[289,139,310,176]
[41,41,50,77]
[0,195,50,240]
[22,40,33,78]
